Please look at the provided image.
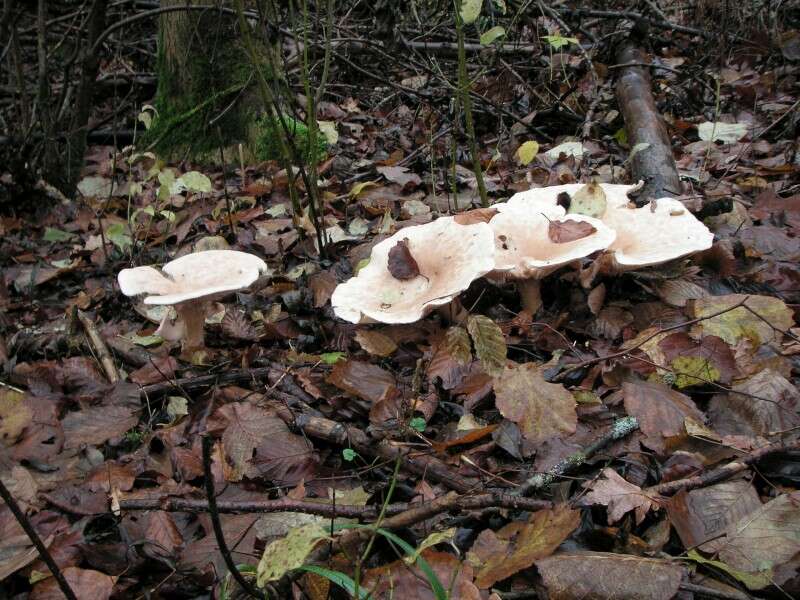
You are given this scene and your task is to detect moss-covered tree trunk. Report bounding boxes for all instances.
[145,0,276,161]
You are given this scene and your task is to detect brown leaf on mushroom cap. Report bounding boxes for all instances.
[387,238,421,280]
[490,206,615,280]
[331,217,495,324]
[548,219,597,243]
[503,182,712,269]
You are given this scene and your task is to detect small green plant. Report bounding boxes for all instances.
[254,114,328,163]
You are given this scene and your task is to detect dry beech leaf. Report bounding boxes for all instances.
[470,505,580,588]
[445,325,473,366]
[536,551,685,600]
[326,359,396,404]
[582,468,655,524]
[493,363,576,445]
[466,315,506,377]
[354,329,398,357]
[387,238,421,280]
[453,207,498,225]
[221,309,258,341]
[548,219,597,243]
[29,567,115,600]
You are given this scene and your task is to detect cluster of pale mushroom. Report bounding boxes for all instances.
[331,182,714,324]
[118,250,270,359]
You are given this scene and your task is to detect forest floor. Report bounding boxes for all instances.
[1,6,800,600]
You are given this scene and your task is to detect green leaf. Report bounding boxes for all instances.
[445,326,472,366]
[342,448,357,462]
[256,523,329,587]
[568,181,607,219]
[670,356,720,388]
[321,352,346,365]
[410,417,426,432]
[297,565,371,599]
[176,171,212,193]
[685,550,771,590]
[466,315,507,377]
[105,223,132,252]
[543,34,579,50]
[459,0,482,25]
[613,127,627,145]
[480,25,506,45]
[515,140,540,165]
[43,228,75,243]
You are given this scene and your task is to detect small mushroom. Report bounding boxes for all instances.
[504,182,713,271]
[490,204,616,313]
[331,217,496,324]
[118,250,269,356]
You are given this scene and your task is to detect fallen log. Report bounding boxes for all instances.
[615,41,683,201]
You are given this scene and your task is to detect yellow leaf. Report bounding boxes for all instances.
[467,315,506,376]
[516,140,540,165]
[256,523,329,587]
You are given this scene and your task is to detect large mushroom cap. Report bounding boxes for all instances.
[118,250,270,305]
[331,217,495,324]
[503,183,713,269]
[602,197,714,269]
[490,205,616,279]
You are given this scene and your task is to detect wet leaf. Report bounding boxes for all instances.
[387,239,421,280]
[666,480,762,549]
[364,549,478,600]
[536,552,685,600]
[717,491,800,575]
[376,166,422,191]
[62,405,139,449]
[547,219,597,243]
[467,315,506,377]
[622,381,704,455]
[470,505,580,588]
[582,468,655,524]
[493,363,576,445]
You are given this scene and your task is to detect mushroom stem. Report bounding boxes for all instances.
[175,301,208,352]
[518,279,543,314]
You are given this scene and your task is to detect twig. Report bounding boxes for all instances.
[0,477,78,600]
[645,437,800,497]
[77,310,119,383]
[516,417,639,496]
[295,413,483,493]
[201,436,263,599]
[118,490,552,518]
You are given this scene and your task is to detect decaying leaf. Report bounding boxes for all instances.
[493,363,577,445]
[354,329,398,357]
[548,219,597,243]
[256,522,329,586]
[582,468,655,524]
[691,294,794,346]
[469,505,580,588]
[536,552,686,600]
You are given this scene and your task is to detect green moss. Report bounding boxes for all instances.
[253,114,328,163]
[141,24,268,161]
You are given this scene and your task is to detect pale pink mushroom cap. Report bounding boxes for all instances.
[601,197,714,269]
[490,206,616,279]
[118,250,270,305]
[503,183,713,269]
[331,217,496,324]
